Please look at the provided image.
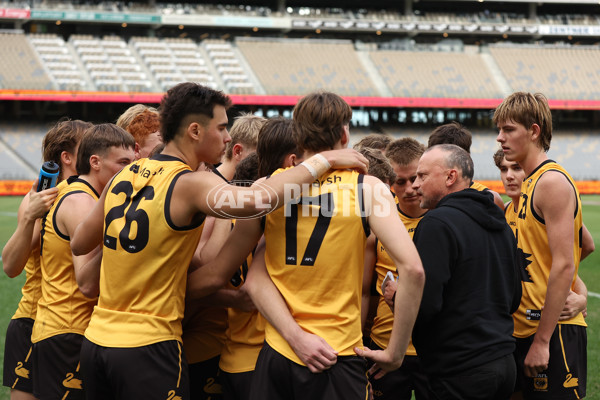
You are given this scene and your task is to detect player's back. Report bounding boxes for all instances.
[33,178,99,341]
[85,154,205,348]
[263,168,369,365]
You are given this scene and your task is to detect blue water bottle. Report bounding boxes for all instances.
[37,161,60,192]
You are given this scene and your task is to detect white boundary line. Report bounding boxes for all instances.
[589,291,600,299]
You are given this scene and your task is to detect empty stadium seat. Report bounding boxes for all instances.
[70,35,154,92]
[489,44,600,100]
[131,36,216,91]
[236,37,377,96]
[369,49,502,98]
[0,33,53,90]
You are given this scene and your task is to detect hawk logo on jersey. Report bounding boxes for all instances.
[518,247,533,282]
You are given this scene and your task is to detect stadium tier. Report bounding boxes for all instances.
[2,31,600,101]
[1,121,598,182]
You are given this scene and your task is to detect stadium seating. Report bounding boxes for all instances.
[70,34,156,92]
[29,34,88,91]
[0,33,53,90]
[4,30,600,103]
[0,123,46,179]
[0,119,597,180]
[236,37,378,96]
[7,30,600,103]
[202,39,256,95]
[369,49,502,98]
[489,44,600,100]
[130,36,215,92]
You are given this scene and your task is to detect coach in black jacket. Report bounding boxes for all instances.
[411,144,522,400]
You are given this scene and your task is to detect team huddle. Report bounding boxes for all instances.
[2,84,588,400]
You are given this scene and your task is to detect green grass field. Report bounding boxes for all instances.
[0,195,598,399]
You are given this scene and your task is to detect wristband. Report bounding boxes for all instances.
[301,154,331,179]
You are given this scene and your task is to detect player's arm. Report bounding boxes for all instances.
[70,183,109,256]
[188,216,257,310]
[61,193,102,298]
[490,189,505,210]
[361,234,376,329]
[186,218,262,299]
[189,216,215,272]
[245,238,338,374]
[581,222,594,261]
[355,177,425,377]
[524,172,578,377]
[193,217,231,269]
[193,287,256,313]
[181,150,368,219]
[558,276,587,321]
[2,183,58,277]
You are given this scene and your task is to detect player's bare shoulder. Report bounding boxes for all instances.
[533,169,577,220]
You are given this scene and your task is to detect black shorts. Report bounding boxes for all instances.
[3,318,34,393]
[514,324,586,399]
[220,370,253,400]
[80,338,189,400]
[31,333,85,400]
[189,355,223,400]
[250,342,368,400]
[429,353,516,400]
[367,341,430,400]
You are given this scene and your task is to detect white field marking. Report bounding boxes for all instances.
[589,291,600,299]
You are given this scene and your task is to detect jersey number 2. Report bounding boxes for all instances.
[104,181,154,253]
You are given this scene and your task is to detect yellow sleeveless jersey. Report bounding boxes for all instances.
[32,178,99,342]
[85,155,205,348]
[12,246,42,320]
[219,251,267,373]
[504,200,518,236]
[263,168,370,365]
[514,160,585,338]
[470,181,489,191]
[370,205,423,357]
[182,302,226,364]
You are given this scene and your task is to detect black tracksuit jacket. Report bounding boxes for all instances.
[411,188,522,376]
